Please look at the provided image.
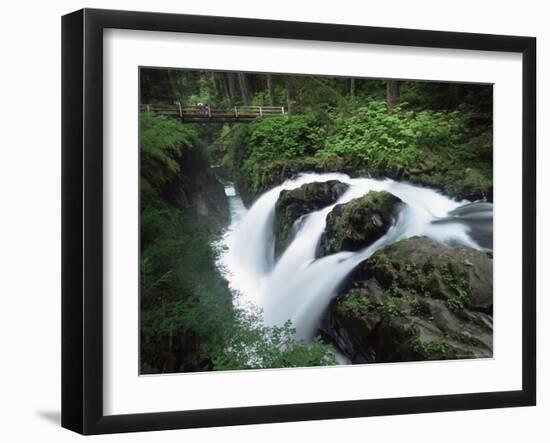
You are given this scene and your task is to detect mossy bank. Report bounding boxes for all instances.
[222,101,492,205]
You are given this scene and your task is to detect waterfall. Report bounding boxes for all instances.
[216,173,491,340]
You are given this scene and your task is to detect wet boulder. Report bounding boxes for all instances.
[318,191,402,257]
[321,237,493,363]
[274,180,349,258]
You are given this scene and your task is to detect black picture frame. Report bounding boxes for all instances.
[62,8,536,435]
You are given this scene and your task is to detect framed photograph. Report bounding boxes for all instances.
[62,8,536,435]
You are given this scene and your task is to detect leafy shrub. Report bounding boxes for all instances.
[140,112,337,372]
[213,309,338,370]
[317,101,468,174]
[140,112,199,187]
[223,100,490,202]
[241,114,325,173]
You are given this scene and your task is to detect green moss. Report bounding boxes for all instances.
[412,340,458,360]
[366,252,397,286]
[274,192,295,256]
[274,180,348,257]
[321,191,402,255]
[367,246,471,313]
[327,237,492,363]
[379,298,404,318]
[336,289,374,320]
[437,262,470,311]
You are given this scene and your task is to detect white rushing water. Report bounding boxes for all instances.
[216,172,485,341]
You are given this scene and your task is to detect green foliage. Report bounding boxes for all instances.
[380,298,403,318]
[140,112,199,188]
[141,69,224,106]
[438,262,470,312]
[223,115,329,201]
[140,71,494,370]
[223,123,252,175]
[243,115,325,172]
[337,289,373,319]
[140,112,233,371]
[320,190,401,256]
[318,101,468,174]
[367,247,472,313]
[140,202,236,371]
[412,340,458,359]
[387,281,405,299]
[250,91,271,106]
[213,310,338,370]
[140,110,337,373]
[223,95,492,202]
[140,256,172,300]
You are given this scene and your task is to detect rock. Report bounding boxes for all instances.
[174,147,229,226]
[237,157,349,206]
[318,191,403,257]
[321,237,493,363]
[364,236,493,312]
[274,180,349,257]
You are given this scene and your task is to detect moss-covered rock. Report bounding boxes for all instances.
[318,191,403,257]
[321,237,493,363]
[405,167,493,202]
[274,180,349,257]
[240,157,348,206]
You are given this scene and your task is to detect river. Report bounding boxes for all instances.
[215,172,492,342]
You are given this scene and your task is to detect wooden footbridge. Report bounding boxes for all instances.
[141,103,286,123]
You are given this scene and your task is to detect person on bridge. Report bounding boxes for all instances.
[197,102,210,115]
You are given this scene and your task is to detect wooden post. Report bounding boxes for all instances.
[281,106,285,115]
[234,106,238,118]
[177,102,182,118]
[208,105,212,118]
[146,104,150,112]
[260,106,263,117]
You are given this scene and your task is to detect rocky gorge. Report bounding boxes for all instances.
[218,172,493,365]
[139,71,494,372]
[270,179,493,363]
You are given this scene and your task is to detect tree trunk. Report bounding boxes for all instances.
[227,72,238,100]
[238,72,251,105]
[213,72,229,101]
[267,74,276,106]
[167,71,182,102]
[211,73,221,101]
[386,80,401,112]
[350,78,356,98]
[222,76,231,100]
[448,83,461,109]
[285,77,296,113]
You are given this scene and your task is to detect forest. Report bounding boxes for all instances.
[140,68,493,374]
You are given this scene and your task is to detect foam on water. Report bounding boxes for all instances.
[216,173,486,340]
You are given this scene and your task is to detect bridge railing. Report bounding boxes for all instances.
[140,103,179,115]
[140,104,285,118]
